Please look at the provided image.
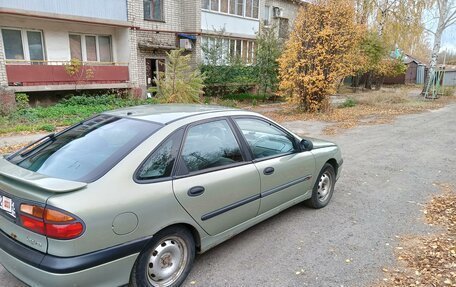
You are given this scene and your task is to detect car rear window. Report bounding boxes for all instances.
[7,115,161,182]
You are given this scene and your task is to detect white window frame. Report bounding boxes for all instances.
[202,0,259,19]
[1,27,45,62]
[69,33,113,63]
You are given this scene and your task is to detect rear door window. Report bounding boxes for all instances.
[7,115,161,182]
[136,130,183,181]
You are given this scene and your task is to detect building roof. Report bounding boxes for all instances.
[105,104,238,125]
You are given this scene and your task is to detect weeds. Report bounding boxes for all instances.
[0,94,159,135]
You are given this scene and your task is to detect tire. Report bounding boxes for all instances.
[130,226,195,287]
[306,163,336,209]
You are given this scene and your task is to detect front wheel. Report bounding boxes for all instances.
[306,163,336,209]
[130,226,195,287]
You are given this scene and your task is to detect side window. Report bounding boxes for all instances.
[137,131,182,180]
[235,118,296,159]
[181,120,243,173]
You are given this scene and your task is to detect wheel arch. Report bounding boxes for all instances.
[325,158,339,176]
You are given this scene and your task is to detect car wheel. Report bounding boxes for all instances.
[130,226,195,287]
[306,163,335,209]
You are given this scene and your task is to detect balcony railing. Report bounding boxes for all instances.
[5,60,129,87]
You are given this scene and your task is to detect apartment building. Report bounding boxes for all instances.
[0,0,131,93]
[0,0,302,95]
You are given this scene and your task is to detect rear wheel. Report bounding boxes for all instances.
[306,163,336,209]
[130,226,195,287]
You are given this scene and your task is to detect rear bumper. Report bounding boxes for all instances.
[0,247,137,287]
[0,230,149,286]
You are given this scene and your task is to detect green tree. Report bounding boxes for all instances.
[255,24,282,97]
[153,49,205,103]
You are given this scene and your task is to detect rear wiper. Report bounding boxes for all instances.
[6,133,56,160]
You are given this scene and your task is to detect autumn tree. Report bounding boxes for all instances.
[153,49,205,103]
[278,0,362,112]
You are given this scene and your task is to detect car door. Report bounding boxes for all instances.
[233,117,316,214]
[172,119,261,236]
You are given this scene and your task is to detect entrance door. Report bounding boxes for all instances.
[146,58,165,89]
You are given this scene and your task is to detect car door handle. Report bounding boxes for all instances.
[188,186,205,197]
[263,167,275,175]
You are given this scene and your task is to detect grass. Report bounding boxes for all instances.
[0,95,158,135]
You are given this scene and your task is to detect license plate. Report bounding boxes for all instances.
[0,195,16,218]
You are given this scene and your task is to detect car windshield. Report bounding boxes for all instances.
[7,115,161,182]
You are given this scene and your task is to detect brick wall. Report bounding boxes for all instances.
[127,0,200,93]
[0,31,8,87]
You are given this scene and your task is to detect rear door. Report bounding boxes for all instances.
[233,117,316,214]
[172,119,261,236]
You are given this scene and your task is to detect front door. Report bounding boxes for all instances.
[173,119,261,236]
[146,58,165,90]
[233,117,316,214]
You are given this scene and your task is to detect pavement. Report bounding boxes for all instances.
[1,104,455,287]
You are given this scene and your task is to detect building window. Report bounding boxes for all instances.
[26,31,45,61]
[263,5,271,26]
[202,36,255,65]
[85,36,97,61]
[278,18,289,39]
[2,28,45,62]
[2,29,24,60]
[69,34,112,62]
[98,36,112,62]
[69,34,83,60]
[220,0,229,13]
[202,0,258,18]
[144,0,163,21]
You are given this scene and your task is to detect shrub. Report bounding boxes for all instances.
[15,93,30,110]
[341,97,357,108]
[201,64,258,97]
[40,124,56,132]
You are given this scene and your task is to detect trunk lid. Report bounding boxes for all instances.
[0,157,87,253]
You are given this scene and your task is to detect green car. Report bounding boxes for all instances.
[0,105,342,287]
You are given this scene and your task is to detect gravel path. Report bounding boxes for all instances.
[1,104,455,287]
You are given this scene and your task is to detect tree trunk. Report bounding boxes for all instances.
[422,0,447,98]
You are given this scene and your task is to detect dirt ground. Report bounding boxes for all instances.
[1,102,455,287]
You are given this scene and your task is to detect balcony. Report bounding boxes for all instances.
[5,60,129,92]
[0,0,128,22]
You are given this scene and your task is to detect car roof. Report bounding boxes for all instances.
[104,104,241,125]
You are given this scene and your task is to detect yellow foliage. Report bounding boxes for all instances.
[278,0,363,112]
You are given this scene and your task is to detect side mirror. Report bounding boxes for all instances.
[300,139,313,151]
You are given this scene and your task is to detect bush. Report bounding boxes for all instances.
[15,93,30,110]
[40,124,56,132]
[443,87,455,97]
[341,97,357,108]
[201,64,258,97]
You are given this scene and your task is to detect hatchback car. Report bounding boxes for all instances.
[0,104,342,287]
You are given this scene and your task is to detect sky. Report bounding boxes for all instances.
[441,25,456,52]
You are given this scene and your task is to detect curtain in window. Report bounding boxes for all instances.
[236,0,243,16]
[144,0,162,20]
[85,36,97,61]
[210,0,219,11]
[202,0,210,9]
[229,0,235,14]
[253,0,259,18]
[246,0,252,17]
[220,0,229,13]
[69,34,82,60]
[98,36,112,62]
[153,0,162,20]
[1,29,24,60]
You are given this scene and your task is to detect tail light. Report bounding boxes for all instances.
[19,204,84,240]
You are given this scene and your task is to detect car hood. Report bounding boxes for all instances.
[305,138,337,149]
